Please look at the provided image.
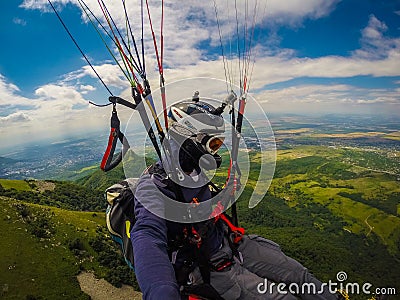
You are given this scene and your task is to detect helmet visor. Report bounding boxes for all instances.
[205,136,225,154]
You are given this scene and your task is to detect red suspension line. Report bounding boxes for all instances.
[97,0,143,93]
[160,0,164,76]
[145,0,168,130]
[145,0,163,76]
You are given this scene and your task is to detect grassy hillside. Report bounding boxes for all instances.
[1,197,93,299]
[0,191,137,299]
[76,164,125,191]
[0,179,32,191]
[76,150,150,191]
[0,179,105,211]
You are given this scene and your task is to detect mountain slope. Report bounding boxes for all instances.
[76,150,149,191]
[0,196,137,299]
[76,164,125,191]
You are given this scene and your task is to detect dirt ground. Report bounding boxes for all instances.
[34,180,56,192]
[77,271,142,300]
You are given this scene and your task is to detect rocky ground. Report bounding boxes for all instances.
[77,271,142,300]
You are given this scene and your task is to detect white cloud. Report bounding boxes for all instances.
[353,15,399,60]
[157,12,400,96]
[161,35,400,93]
[20,0,397,80]
[0,74,112,148]
[13,17,27,26]
[355,98,397,105]
[33,84,90,117]
[0,112,31,124]
[61,63,126,88]
[35,84,84,101]
[257,84,351,104]
[20,0,50,10]
[261,0,339,25]
[21,0,340,69]
[0,75,37,109]
[0,74,20,95]
[253,83,399,115]
[79,84,96,94]
[18,2,400,88]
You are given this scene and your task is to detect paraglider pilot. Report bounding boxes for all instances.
[131,97,341,300]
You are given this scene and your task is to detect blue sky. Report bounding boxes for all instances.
[0,0,399,149]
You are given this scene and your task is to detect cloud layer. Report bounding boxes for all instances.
[1,1,399,148]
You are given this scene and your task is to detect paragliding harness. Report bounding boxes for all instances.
[105,163,245,300]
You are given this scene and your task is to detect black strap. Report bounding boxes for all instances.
[197,237,211,284]
[101,107,131,172]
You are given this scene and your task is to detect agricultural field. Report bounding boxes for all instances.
[269,146,400,253]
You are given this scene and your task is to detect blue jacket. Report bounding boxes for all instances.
[131,163,224,299]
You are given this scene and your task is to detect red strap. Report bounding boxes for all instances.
[209,201,224,219]
[191,226,202,248]
[100,128,117,170]
[215,260,233,271]
[209,201,245,243]
[100,108,130,172]
[238,97,246,115]
[219,213,245,243]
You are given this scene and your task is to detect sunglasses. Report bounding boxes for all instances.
[195,133,225,155]
[169,123,225,155]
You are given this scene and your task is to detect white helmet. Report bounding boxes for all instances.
[167,97,225,171]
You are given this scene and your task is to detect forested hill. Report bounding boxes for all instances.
[76,164,125,191]
[76,150,149,191]
[0,179,106,211]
